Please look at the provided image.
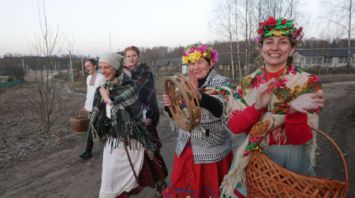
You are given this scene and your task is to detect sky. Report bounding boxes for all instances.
[0,0,325,57]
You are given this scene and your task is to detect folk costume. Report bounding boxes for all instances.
[163,43,234,198]
[126,62,168,191]
[88,53,156,198]
[220,17,323,197]
[80,69,106,159]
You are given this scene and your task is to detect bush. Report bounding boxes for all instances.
[0,58,25,80]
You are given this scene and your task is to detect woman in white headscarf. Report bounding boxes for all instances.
[89,52,156,198]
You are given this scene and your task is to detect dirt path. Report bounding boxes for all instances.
[0,81,354,198]
[317,81,355,197]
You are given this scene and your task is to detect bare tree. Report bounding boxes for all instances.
[255,0,300,21]
[28,0,64,133]
[210,0,237,82]
[227,0,236,82]
[234,0,242,80]
[348,0,353,72]
[210,0,301,79]
[66,37,75,84]
[321,0,354,72]
[237,0,256,74]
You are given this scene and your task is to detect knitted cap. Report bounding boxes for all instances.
[99,52,123,70]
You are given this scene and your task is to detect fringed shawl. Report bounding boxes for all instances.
[220,65,322,197]
[130,63,160,126]
[88,73,156,152]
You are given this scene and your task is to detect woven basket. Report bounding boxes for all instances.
[246,128,349,198]
[165,74,201,131]
[69,114,88,132]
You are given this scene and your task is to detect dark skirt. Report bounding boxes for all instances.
[138,125,168,187]
[119,125,168,197]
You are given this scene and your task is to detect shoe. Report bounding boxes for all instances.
[155,180,167,193]
[79,150,92,159]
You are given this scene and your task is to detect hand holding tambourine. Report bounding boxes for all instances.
[164,74,201,131]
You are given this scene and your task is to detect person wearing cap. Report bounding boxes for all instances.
[123,46,168,194]
[79,59,106,159]
[220,16,324,198]
[88,52,157,198]
[162,43,235,198]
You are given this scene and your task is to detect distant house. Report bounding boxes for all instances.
[154,58,182,68]
[153,58,182,75]
[294,48,355,68]
[0,75,12,82]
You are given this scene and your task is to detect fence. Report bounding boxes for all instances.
[0,79,24,89]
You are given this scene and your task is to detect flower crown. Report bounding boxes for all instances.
[256,16,303,43]
[182,43,218,64]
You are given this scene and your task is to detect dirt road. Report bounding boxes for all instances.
[0,81,354,198]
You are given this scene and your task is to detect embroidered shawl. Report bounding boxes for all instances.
[220,65,322,197]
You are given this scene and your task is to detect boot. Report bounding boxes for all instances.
[80,133,94,159]
[79,149,92,159]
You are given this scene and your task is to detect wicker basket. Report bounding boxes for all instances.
[69,115,88,132]
[165,74,201,131]
[246,128,349,198]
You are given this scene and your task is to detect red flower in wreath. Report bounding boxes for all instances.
[257,28,264,34]
[281,19,287,25]
[267,16,277,27]
[296,27,303,36]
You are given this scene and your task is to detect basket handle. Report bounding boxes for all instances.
[311,127,349,184]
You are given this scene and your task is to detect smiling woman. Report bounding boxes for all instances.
[220,16,324,198]
[260,36,295,72]
[88,52,158,198]
[162,43,235,198]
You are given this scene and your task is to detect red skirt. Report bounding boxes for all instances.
[163,144,233,198]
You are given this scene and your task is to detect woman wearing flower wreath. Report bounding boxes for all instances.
[220,17,324,197]
[88,52,157,198]
[162,43,235,198]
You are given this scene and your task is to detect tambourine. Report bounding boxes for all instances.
[164,74,201,131]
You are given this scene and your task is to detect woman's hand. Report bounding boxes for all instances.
[144,118,153,126]
[289,91,324,114]
[99,86,110,102]
[188,69,201,100]
[254,79,277,110]
[162,94,172,107]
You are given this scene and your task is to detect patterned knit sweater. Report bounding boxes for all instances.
[175,69,233,164]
